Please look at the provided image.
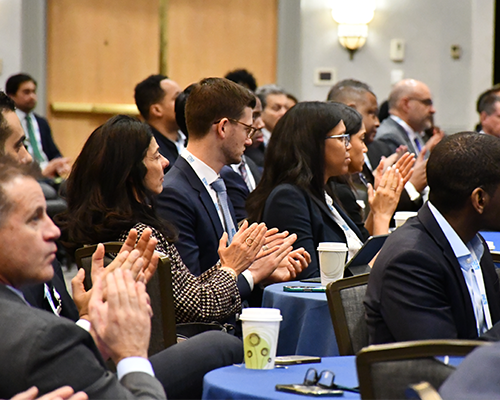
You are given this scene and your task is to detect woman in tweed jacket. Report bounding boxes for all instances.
[57,115,297,323]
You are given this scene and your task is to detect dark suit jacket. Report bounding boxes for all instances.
[244,143,265,168]
[220,157,262,222]
[149,125,179,173]
[157,157,252,299]
[34,114,62,160]
[329,180,370,242]
[21,260,79,321]
[261,183,363,279]
[366,139,394,169]
[0,284,166,399]
[373,116,419,156]
[365,203,500,344]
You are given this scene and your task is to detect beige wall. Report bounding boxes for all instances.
[46,0,277,160]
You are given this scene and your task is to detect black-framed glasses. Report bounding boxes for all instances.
[213,118,258,139]
[303,368,360,393]
[326,133,350,147]
[408,97,433,106]
[304,368,335,388]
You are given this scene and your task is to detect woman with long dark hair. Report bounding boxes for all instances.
[57,115,294,323]
[247,101,397,279]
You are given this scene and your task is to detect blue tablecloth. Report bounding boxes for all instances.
[202,356,359,400]
[480,231,500,252]
[262,282,339,357]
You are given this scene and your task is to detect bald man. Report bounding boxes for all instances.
[373,79,436,158]
[369,79,443,206]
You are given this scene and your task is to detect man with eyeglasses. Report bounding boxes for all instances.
[220,94,264,222]
[370,79,443,207]
[157,78,308,302]
[373,79,437,156]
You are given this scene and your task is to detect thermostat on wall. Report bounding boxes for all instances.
[314,68,336,86]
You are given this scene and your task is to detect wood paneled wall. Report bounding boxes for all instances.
[47,0,277,160]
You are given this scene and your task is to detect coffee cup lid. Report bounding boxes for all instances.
[317,242,348,252]
[239,307,282,322]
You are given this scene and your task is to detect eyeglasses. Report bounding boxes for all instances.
[326,133,350,147]
[303,368,359,393]
[213,118,258,139]
[408,97,433,106]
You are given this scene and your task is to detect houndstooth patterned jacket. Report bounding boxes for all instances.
[120,222,241,323]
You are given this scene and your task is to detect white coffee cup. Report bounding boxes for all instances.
[394,211,418,228]
[316,242,348,286]
[239,308,282,369]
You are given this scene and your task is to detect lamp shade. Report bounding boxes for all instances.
[331,0,376,25]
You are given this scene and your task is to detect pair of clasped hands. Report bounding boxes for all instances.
[218,220,311,285]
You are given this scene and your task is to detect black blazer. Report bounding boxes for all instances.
[261,183,363,279]
[365,203,500,344]
[34,114,62,160]
[0,285,166,399]
[157,157,252,299]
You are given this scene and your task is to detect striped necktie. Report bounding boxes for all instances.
[211,178,236,243]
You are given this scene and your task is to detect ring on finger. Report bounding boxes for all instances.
[390,186,397,190]
[245,237,254,247]
[263,244,269,251]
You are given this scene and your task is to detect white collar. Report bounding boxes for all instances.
[180,149,219,187]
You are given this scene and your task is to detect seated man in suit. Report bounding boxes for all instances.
[134,75,185,172]
[365,132,500,344]
[220,94,264,222]
[245,84,289,167]
[370,79,443,209]
[6,73,70,179]
[0,91,76,320]
[158,78,309,299]
[0,159,166,399]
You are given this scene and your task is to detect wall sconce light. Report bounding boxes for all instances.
[331,0,376,60]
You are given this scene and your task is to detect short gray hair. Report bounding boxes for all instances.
[255,84,287,108]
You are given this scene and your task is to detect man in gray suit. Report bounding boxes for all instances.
[370,79,443,208]
[373,79,436,156]
[0,159,166,399]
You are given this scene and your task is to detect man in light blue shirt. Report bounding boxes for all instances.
[365,132,500,344]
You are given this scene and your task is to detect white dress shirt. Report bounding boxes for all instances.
[428,202,492,335]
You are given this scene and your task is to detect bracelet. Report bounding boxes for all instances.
[219,266,238,281]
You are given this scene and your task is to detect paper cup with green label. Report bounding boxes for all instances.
[240,308,282,369]
[317,242,348,286]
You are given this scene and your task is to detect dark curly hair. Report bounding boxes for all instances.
[56,115,177,250]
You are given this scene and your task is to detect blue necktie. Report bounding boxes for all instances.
[211,178,236,243]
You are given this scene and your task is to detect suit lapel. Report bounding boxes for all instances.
[389,118,418,154]
[176,158,225,238]
[418,204,478,333]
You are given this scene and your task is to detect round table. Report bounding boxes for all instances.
[202,356,359,399]
[262,281,339,357]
